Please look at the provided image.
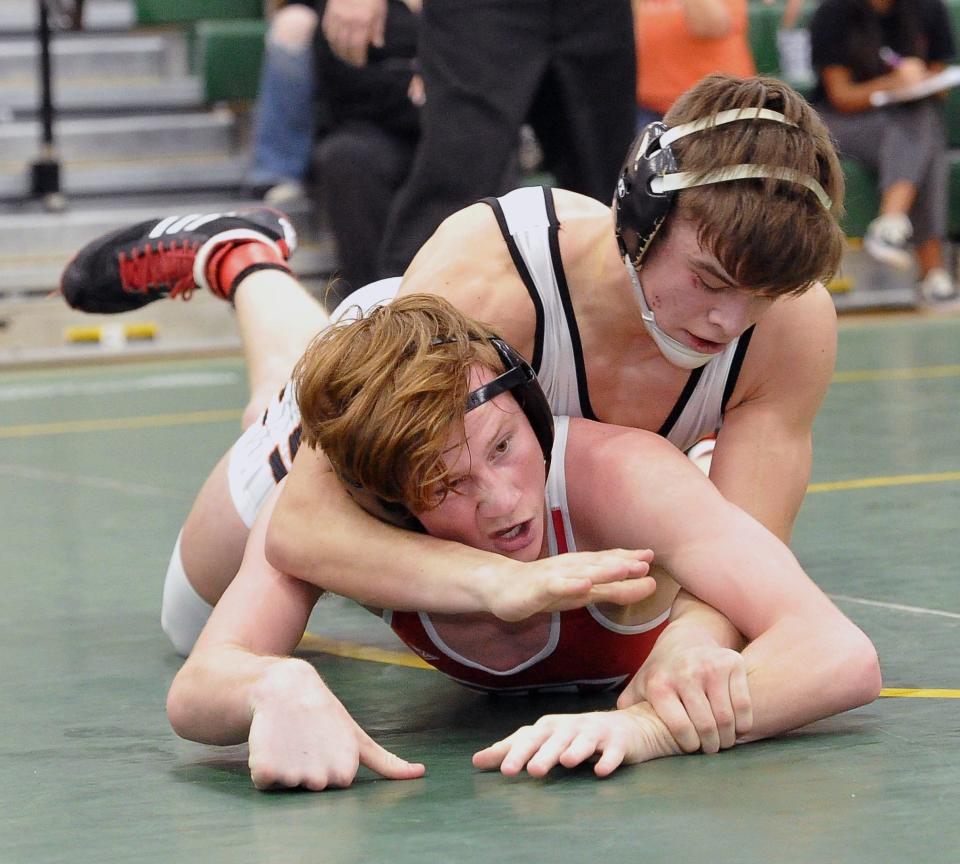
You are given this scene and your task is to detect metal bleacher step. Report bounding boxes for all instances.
[0,32,187,82]
[0,110,238,163]
[0,71,203,116]
[0,148,248,199]
[0,0,134,35]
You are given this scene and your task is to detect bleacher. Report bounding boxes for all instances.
[1,0,957,363]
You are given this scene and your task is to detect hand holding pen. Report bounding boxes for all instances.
[880,46,928,85]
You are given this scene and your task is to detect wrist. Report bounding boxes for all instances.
[625,702,684,760]
[248,658,328,718]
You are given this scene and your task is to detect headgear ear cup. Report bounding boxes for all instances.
[615,121,677,267]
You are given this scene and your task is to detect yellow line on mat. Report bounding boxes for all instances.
[880,688,960,699]
[808,471,960,493]
[4,415,960,495]
[832,364,960,383]
[298,633,433,670]
[298,634,959,696]
[0,409,242,439]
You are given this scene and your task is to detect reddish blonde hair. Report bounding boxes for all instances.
[294,294,505,511]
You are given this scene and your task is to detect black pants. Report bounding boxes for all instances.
[377,0,636,276]
[315,122,417,297]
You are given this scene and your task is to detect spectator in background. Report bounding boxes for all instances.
[810,0,957,303]
[245,2,320,204]
[312,0,421,295]
[362,0,638,277]
[632,0,756,131]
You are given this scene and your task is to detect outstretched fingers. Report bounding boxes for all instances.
[359,730,425,780]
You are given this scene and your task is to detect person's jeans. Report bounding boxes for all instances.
[247,38,315,187]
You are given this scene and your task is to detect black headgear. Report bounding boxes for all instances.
[342,336,554,531]
[614,108,833,269]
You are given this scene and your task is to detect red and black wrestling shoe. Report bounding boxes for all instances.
[60,208,297,313]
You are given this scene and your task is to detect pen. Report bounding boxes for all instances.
[879,46,903,68]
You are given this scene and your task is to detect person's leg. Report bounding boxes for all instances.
[246,3,319,196]
[161,333,309,655]
[315,123,417,293]
[908,105,953,299]
[377,0,550,276]
[534,0,635,202]
[821,105,921,269]
[60,208,331,426]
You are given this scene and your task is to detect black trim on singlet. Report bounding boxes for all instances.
[269,447,288,484]
[657,365,706,438]
[481,195,545,373]
[542,188,598,421]
[721,325,755,414]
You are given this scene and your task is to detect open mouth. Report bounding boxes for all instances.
[491,518,534,551]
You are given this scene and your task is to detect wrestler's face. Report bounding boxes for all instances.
[638,218,775,354]
[412,366,547,562]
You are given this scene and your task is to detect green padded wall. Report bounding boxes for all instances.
[197,19,268,102]
[135,0,262,25]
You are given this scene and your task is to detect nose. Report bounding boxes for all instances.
[476,471,521,521]
[706,292,755,337]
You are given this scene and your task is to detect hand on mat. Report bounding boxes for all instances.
[487,549,656,622]
[321,0,386,66]
[247,676,424,791]
[472,702,680,778]
[616,635,752,754]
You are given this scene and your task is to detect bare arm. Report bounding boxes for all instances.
[584,425,881,743]
[710,285,837,543]
[820,60,932,114]
[167,488,424,789]
[265,419,655,621]
[477,427,881,777]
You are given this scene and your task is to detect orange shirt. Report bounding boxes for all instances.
[634,0,756,114]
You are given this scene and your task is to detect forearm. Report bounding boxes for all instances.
[663,589,745,650]
[267,465,509,613]
[738,613,881,742]
[167,647,322,745]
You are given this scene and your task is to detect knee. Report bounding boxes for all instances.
[268,4,319,50]
[160,534,213,657]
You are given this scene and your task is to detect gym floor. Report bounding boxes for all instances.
[1,311,958,864]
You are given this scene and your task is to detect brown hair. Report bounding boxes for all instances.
[662,74,845,296]
[294,294,505,511]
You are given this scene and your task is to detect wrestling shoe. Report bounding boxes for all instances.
[61,208,297,313]
[864,213,913,271]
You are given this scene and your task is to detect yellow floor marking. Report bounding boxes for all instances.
[880,688,960,699]
[833,364,960,383]
[298,632,433,670]
[0,409,241,439]
[808,471,960,493]
[298,634,959,697]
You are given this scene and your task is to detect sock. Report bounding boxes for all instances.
[206,240,291,301]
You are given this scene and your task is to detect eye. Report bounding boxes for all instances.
[695,273,726,294]
[493,435,511,456]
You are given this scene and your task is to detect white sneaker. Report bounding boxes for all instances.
[864,214,913,270]
[918,267,956,302]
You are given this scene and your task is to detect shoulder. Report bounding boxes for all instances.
[562,418,717,547]
[731,283,837,410]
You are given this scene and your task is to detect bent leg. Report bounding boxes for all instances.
[232,268,330,429]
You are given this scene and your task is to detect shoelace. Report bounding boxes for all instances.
[117,240,200,300]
